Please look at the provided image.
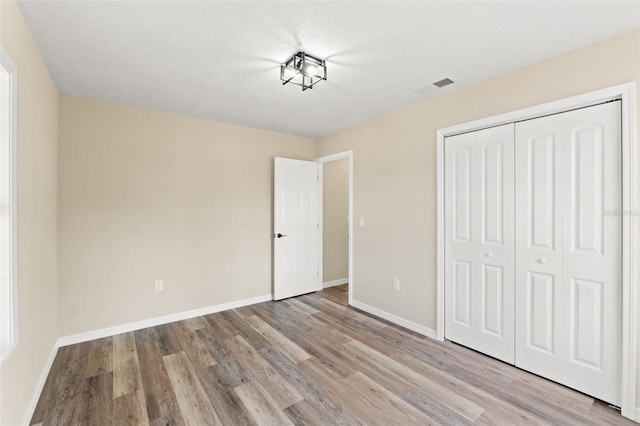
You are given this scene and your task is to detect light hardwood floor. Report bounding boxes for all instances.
[31,285,633,425]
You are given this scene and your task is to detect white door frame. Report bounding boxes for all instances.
[315,150,354,305]
[435,82,638,420]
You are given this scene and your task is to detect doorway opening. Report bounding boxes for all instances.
[316,151,354,306]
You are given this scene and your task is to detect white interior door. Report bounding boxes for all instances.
[515,101,621,405]
[445,124,515,363]
[273,157,320,300]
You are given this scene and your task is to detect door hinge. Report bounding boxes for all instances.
[317,270,319,276]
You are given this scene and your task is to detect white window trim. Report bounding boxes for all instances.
[435,82,638,420]
[0,48,18,365]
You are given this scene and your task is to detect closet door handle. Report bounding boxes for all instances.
[485,252,494,258]
[537,258,548,264]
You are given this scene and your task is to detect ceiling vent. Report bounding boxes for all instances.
[433,78,454,88]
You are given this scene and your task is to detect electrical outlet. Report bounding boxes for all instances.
[392,278,400,291]
[155,280,164,292]
[359,217,365,228]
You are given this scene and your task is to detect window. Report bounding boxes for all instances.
[0,48,18,365]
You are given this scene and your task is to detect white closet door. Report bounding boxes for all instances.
[560,102,621,405]
[445,124,515,363]
[515,102,621,405]
[514,114,565,382]
[475,125,515,363]
[445,131,477,346]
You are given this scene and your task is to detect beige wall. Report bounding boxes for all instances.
[316,28,640,405]
[58,96,314,336]
[322,158,349,283]
[0,1,59,425]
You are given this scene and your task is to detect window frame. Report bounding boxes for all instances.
[0,48,18,365]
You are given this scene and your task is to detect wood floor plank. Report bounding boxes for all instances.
[77,373,114,424]
[114,389,150,426]
[193,365,256,426]
[284,400,328,425]
[148,410,186,426]
[30,346,64,424]
[405,390,473,426]
[113,332,143,398]
[182,316,209,331]
[244,314,311,363]
[134,328,180,422]
[154,323,183,357]
[258,346,365,425]
[342,371,438,425]
[163,351,221,426]
[284,297,319,315]
[84,337,113,378]
[234,381,295,426]
[229,334,303,409]
[170,320,217,370]
[219,310,273,351]
[196,326,248,389]
[344,339,485,422]
[202,311,239,340]
[41,343,91,425]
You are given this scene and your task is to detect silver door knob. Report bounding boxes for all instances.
[537,258,547,264]
[485,252,494,258]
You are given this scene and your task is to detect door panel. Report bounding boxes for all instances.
[445,124,515,363]
[481,142,504,245]
[453,147,473,242]
[453,260,472,326]
[274,157,320,300]
[570,277,603,370]
[515,114,565,382]
[475,125,515,363]
[561,102,621,405]
[445,132,477,345]
[571,125,605,254]
[481,264,503,336]
[528,133,557,251]
[526,271,555,355]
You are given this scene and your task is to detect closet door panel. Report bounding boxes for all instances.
[445,132,478,346]
[561,102,621,405]
[474,125,515,363]
[515,114,565,382]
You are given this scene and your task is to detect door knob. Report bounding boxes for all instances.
[537,258,547,264]
[275,233,287,238]
[485,252,494,258]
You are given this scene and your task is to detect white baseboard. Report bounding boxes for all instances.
[22,341,59,426]
[635,406,640,422]
[323,278,348,288]
[57,293,272,347]
[349,300,437,340]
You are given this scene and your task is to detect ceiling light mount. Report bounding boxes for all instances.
[280,51,327,91]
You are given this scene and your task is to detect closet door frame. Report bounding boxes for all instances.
[435,82,637,420]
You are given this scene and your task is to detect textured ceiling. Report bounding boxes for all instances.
[17,1,640,138]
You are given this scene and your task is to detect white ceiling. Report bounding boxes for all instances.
[17,1,640,138]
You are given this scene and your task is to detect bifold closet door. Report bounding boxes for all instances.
[444,124,515,364]
[514,101,621,405]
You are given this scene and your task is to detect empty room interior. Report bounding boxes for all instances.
[2,1,640,424]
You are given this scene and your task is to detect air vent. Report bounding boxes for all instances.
[433,78,454,88]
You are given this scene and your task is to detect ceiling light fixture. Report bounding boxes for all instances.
[280,51,327,91]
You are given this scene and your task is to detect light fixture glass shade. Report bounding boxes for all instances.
[280,51,327,91]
